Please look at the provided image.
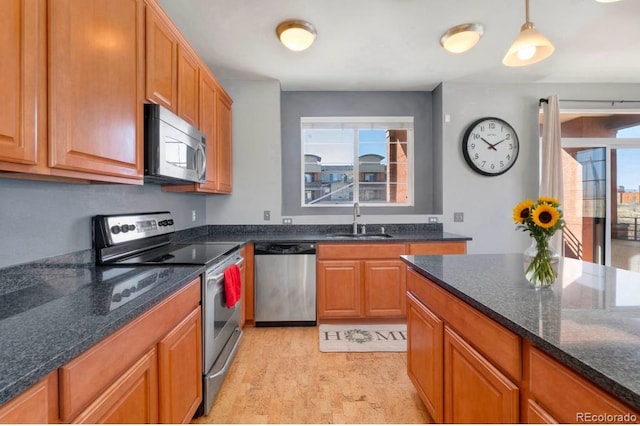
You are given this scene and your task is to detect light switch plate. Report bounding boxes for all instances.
[263,210,270,221]
[454,212,464,222]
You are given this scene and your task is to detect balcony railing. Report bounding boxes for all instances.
[613,217,640,241]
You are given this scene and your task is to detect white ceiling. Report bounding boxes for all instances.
[157,0,640,91]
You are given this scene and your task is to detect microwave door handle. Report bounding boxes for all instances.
[196,145,206,181]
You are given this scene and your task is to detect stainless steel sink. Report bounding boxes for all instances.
[328,233,393,239]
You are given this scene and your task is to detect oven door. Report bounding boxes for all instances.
[202,258,242,372]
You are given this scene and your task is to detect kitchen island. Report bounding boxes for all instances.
[403,253,640,423]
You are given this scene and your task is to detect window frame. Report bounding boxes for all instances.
[300,116,415,208]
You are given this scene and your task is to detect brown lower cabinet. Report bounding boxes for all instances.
[317,241,466,321]
[317,243,407,320]
[0,277,202,424]
[407,268,639,423]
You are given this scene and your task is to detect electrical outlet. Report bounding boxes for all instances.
[454,212,464,222]
[263,210,271,221]
[191,210,196,222]
[428,217,438,223]
[282,218,293,225]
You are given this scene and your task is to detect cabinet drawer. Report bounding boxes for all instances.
[528,346,638,423]
[317,243,407,260]
[407,268,521,381]
[408,242,466,255]
[59,277,200,421]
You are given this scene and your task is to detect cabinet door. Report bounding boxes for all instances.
[364,260,406,317]
[526,399,558,424]
[73,348,159,424]
[317,260,361,318]
[197,71,219,191]
[444,327,519,424]
[145,3,177,111]
[158,307,202,424]
[48,0,144,181]
[407,293,444,423]
[0,0,46,171]
[215,91,233,193]
[177,46,199,127]
[0,372,58,424]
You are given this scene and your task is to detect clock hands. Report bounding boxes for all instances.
[481,137,508,151]
[480,137,497,151]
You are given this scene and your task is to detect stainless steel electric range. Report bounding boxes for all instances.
[93,211,244,416]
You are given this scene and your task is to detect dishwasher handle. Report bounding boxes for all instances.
[254,242,316,255]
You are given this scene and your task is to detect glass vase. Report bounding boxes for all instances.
[523,237,560,289]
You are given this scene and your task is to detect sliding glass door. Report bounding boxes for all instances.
[558,112,640,273]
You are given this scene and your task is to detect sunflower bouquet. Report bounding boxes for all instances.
[512,197,564,287]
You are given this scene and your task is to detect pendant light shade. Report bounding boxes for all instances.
[276,20,316,52]
[503,0,554,67]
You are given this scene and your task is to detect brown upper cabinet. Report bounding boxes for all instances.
[1,0,232,190]
[145,4,178,111]
[145,0,233,194]
[0,0,145,184]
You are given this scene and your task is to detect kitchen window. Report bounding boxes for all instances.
[301,116,414,207]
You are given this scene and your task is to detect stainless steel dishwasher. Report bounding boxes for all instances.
[254,242,316,326]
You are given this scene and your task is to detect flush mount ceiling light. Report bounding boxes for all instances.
[503,0,554,67]
[276,20,316,52]
[595,0,623,2]
[440,23,484,54]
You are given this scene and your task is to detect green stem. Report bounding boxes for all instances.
[525,237,557,286]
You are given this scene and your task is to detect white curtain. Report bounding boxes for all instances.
[540,94,563,250]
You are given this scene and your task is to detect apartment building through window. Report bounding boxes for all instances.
[301,117,414,207]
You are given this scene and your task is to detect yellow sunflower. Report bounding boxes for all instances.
[512,199,534,224]
[537,196,559,206]
[531,204,560,229]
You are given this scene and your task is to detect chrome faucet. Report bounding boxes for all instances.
[352,202,360,234]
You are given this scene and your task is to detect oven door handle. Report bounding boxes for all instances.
[209,257,245,283]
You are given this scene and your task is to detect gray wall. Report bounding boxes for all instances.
[280,91,435,216]
[441,82,640,255]
[0,178,206,267]
[209,79,640,254]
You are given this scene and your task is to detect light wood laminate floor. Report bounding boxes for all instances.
[193,326,431,424]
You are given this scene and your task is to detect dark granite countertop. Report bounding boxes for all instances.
[402,253,640,412]
[0,251,204,406]
[185,223,471,244]
[0,223,470,407]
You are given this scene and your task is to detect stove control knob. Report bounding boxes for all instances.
[159,220,167,226]
[129,224,136,231]
[110,225,121,234]
[121,224,130,233]
[167,219,174,225]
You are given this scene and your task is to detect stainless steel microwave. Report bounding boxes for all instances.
[144,103,206,184]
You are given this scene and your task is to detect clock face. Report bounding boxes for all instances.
[462,117,519,176]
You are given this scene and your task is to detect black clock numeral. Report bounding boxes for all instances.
[489,122,496,129]
[491,163,495,169]
[500,160,504,167]
[471,143,475,149]
[474,153,479,160]
[506,134,511,140]
[481,161,486,167]
[507,154,511,160]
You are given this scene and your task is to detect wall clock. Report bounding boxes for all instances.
[462,117,519,176]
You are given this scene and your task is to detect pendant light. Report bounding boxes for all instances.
[503,0,554,67]
[276,20,317,52]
